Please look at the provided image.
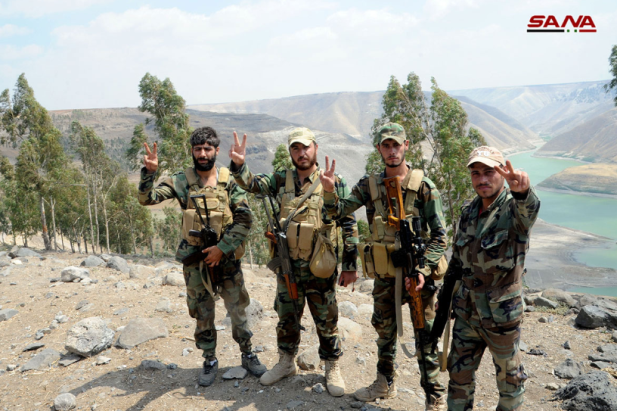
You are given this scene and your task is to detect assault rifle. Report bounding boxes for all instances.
[383,176,431,386]
[257,194,304,331]
[181,194,220,295]
[430,261,462,370]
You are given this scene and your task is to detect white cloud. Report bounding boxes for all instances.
[327,8,419,36]
[423,0,481,20]
[0,45,43,60]
[0,24,30,38]
[0,0,113,18]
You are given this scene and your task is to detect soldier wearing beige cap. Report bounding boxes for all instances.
[229,127,359,397]
[442,145,540,411]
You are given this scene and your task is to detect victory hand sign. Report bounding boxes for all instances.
[229,131,247,166]
[496,160,530,194]
[143,142,158,174]
[318,156,336,193]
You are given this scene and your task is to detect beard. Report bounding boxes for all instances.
[193,154,216,172]
[474,179,505,200]
[384,158,404,168]
[292,152,317,171]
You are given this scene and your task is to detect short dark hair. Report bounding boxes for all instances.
[190,127,219,148]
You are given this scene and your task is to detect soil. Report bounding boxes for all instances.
[0,246,615,411]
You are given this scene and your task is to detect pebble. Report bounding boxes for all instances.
[286,400,304,409]
[54,393,76,411]
[96,356,111,365]
[222,366,248,380]
[563,341,571,350]
[182,347,193,356]
[312,382,325,393]
[6,364,17,371]
[254,345,264,353]
[546,383,559,390]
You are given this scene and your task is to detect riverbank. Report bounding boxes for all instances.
[536,186,617,200]
[526,219,617,290]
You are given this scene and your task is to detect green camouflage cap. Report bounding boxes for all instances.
[374,122,407,145]
[288,127,316,147]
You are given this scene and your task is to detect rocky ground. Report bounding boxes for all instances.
[1,246,617,411]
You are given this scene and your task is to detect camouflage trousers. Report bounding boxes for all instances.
[183,259,253,359]
[447,315,527,411]
[371,277,446,396]
[274,259,342,360]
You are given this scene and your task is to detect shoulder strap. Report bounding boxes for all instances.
[406,169,424,192]
[285,169,295,194]
[370,174,387,218]
[217,167,230,187]
[184,167,200,190]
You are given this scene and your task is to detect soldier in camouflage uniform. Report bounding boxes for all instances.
[320,123,448,410]
[138,127,266,387]
[446,146,540,411]
[228,128,359,397]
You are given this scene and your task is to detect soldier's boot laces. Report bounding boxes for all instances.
[353,372,397,402]
[259,350,297,386]
[198,358,218,387]
[242,352,267,377]
[425,393,447,411]
[325,360,345,397]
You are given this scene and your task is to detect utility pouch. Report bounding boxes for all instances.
[372,243,389,276]
[182,210,202,246]
[358,243,375,278]
[385,244,397,277]
[309,232,337,278]
[372,216,385,241]
[286,221,300,259]
[297,223,315,260]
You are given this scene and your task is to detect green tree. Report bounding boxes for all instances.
[0,158,38,245]
[154,206,182,254]
[272,143,293,172]
[127,73,192,176]
[605,45,617,106]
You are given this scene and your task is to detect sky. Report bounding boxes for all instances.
[0,0,615,110]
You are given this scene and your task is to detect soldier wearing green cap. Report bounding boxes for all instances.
[228,127,359,397]
[319,122,449,410]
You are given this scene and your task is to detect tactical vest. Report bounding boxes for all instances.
[359,169,437,278]
[277,169,336,261]
[181,167,244,259]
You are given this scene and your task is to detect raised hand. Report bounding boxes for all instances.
[143,142,158,174]
[495,160,530,193]
[318,156,336,193]
[229,131,247,166]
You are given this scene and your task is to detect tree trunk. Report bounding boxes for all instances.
[87,178,95,252]
[39,195,51,250]
[50,197,58,251]
[102,202,110,253]
[60,229,65,250]
[84,233,88,254]
[93,177,101,253]
[149,238,154,258]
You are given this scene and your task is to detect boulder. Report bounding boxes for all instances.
[65,317,115,357]
[80,255,105,267]
[115,318,168,349]
[21,348,61,372]
[54,393,77,411]
[338,317,363,343]
[554,371,617,411]
[129,264,156,279]
[164,271,185,286]
[140,360,166,371]
[534,296,559,309]
[358,304,374,317]
[554,359,585,379]
[0,308,18,321]
[106,256,130,274]
[576,305,617,329]
[542,289,577,308]
[61,267,90,282]
[155,297,173,313]
[297,344,320,371]
[359,279,374,293]
[339,301,358,318]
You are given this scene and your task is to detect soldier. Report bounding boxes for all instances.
[320,123,448,410]
[228,127,359,397]
[443,146,539,411]
[138,126,267,387]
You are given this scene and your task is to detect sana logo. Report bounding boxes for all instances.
[527,15,596,33]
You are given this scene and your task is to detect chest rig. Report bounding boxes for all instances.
[181,167,234,247]
[277,169,336,261]
[359,169,426,278]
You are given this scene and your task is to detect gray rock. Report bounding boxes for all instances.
[297,344,320,371]
[61,267,90,282]
[21,348,61,372]
[129,264,156,279]
[542,289,577,308]
[539,316,549,323]
[155,298,173,313]
[23,343,45,352]
[350,400,364,408]
[14,247,42,259]
[524,294,538,305]
[99,253,113,262]
[359,279,374,292]
[588,353,617,363]
[140,360,166,371]
[54,393,77,411]
[115,318,168,349]
[535,296,559,309]
[59,354,82,367]
[591,361,613,370]
[65,317,115,357]
[525,306,536,312]
[75,300,90,311]
[113,308,128,316]
[55,313,69,323]
[339,301,358,318]
[528,348,547,356]
[155,261,181,275]
[598,344,617,354]
[6,364,18,371]
[163,271,184,286]
[563,341,571,350]
[222,366,248,380]
[612,332,617,343]
[312,382,325,393]
[0,256,10,267]
[577,294,600,308]
[546,383,560,390]
[555,359,585,379]
[96,356,111,365]
[106,256,130,274]
[358,304,373,317]
[554,371,617,411]
[0,266,10,277]
[338,317,363,342]
[34,331,45,340]
[286,400,304,410]
[80,256,105,267]
[0,308,18,321]
[576,305,617,329]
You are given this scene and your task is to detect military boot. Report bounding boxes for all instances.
[325,360,345,397]
[259,350,297,386]
[425,393,447,411]
[353,372,397,402]
[198,358,218,387]
[242,352,267,377]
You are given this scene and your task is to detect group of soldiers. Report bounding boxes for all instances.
[138,122,540,411]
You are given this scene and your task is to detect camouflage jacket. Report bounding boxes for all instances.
[451,186,540,328]
[138,166,251,263]
[323,165,448,273]
[231,162,358,271]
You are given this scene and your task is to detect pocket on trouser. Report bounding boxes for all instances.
[488,285,524,325]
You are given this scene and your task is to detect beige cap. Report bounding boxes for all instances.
[288,127,316,147]
[467,146,505,168]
